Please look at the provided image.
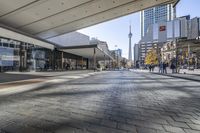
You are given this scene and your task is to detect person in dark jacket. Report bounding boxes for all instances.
[170,63,176,73]
[163,62,167,74]
[149,64,152,72]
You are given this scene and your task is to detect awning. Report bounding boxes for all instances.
[59,44,114,61]
[0,0,178,39]
[0,25,55,50]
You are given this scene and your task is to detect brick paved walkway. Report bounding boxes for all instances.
[0,71,200,133]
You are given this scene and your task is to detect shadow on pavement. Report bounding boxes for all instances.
[0,73,48,83]
[0,71,200,133]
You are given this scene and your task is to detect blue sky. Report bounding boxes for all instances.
[78,0,200,58]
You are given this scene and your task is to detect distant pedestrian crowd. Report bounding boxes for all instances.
[147,61,178,74]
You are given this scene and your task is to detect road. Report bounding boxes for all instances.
[0,71,200,133]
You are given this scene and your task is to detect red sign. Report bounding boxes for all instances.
[159,26,166,31]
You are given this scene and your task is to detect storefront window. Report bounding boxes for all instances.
[0,39,20,72]
[0,37,53,72]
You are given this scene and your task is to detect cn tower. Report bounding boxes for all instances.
[128,25,132,61]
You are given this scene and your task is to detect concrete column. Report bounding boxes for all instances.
[76,58,78,70]
[86,59,89,69]
[52,49,56,71]
[81,57,83,69]
[23,50,27,69]
[93,48,96,72]
[109,58,111,70]
[61,51,64,70]
[19,44,23,72]
[104,55,106,70]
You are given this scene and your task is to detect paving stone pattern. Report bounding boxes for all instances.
[0,71,200,133]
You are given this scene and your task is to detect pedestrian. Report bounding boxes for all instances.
[149,64,152,72]
[159,62,163,73]
[170,63,175,73]
[163,62,167,74]
[152,64,155,72]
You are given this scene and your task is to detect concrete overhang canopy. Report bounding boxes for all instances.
[0,24,55,50]
[0,0,179,39]
[59,44,114,60]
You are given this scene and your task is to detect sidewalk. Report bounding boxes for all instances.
[154,72,200,82]
[0,70,105,96]
[131,68,200,82]
[0,70,94,84]
[179,69,200,75]
[5,70,95,77]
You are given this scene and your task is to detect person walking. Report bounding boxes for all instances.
[159,62,163,73]
[149,64,152,72]
[170,63,172,73]
[170,63,175,73]
[152,64,155,72]
[163,62,167,74]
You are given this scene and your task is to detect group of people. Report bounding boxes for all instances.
[148,64,155,72]
[158,62,168,74]
[148,61,177,74]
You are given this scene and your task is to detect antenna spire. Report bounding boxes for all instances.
[128,20,132,61]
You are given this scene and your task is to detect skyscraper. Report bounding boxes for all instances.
[134,44,139,64]
[140,4,175,38]
[128,25,132,61]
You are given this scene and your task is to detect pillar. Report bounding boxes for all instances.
[81,57,83,69]
[93,48,96,72]
[76,58,78,70]
[109,58,111,70]
[19,43,23,72]
[52,48,56,71]
[86,59,89,69]
[61,51,64,70]
[104,55,106,70]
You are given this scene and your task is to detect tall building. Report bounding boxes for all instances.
[111,48,122,68]
[111,49,122,59]
[128,25,132,61]
[140,4,175,38]
[134,44,139,64]
[137,15,193,65]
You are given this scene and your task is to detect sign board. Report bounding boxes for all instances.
[0,47,14,66]
[159,26,166,32]
[0,55,20,61]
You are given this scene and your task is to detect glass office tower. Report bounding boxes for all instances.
[140,4,175,38]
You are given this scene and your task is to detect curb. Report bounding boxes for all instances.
[152,72,200,82]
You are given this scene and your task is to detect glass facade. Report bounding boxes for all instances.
[141,4,174,38]
[0,37,89,72]
[0,38,20,72]
[174,19,181,38]
[155,5,168,23]
[0,37,53,72]
[62,52,88,70]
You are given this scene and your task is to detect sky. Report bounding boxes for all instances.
[78,0,200,58]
